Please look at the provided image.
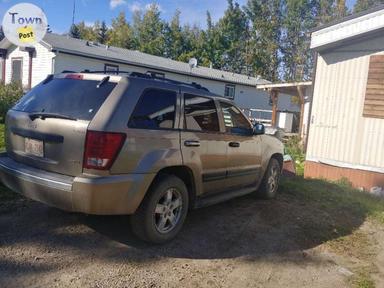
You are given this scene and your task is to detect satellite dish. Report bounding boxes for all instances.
[188,58,198,69]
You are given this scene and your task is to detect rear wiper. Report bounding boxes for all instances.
[97,76,110,88]
[29,112,77,121]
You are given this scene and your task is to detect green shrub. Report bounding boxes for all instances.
[284,136,305,176]
[0,82,24,123]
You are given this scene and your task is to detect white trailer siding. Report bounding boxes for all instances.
[30,43,55,87]
[5,46,30,87]
[4,43,55,87]
[54,53,297,112]
[306,34,384,172]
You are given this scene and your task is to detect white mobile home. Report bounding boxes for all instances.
[306,5,384,190]
[0,33,298,119]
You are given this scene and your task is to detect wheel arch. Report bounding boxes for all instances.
[271,153,284,172]
[153,165,197,209]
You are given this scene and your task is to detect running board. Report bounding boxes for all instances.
[194,186,256,209]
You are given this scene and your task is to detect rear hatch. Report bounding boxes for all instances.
[5,73,119,176]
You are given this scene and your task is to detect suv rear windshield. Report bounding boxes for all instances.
[12,78,117,121]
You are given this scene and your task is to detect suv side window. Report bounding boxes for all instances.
[184,94,220,132]
[219,101,253,135]
[128,89,177,130]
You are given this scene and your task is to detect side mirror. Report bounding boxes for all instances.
[253,123,265,135]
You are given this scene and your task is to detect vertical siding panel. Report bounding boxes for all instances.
[308,43,384,171]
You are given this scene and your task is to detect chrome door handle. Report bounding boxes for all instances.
[184,140,200,147]
[229,142,240,148]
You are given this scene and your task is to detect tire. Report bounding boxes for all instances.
[257,158,281,199]
[130,175,189,244]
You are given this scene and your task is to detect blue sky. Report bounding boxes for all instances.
[1,0,357,34]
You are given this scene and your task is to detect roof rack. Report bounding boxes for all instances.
[63,69,210,92]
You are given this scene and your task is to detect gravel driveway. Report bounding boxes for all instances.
[0,179,379,288]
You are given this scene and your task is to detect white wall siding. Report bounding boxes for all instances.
[31,43,55,87]
[5,46,30,87]
[4,43,55,87]
[307,34,384,171]
[311,8,384,50]
[54,53,294,112]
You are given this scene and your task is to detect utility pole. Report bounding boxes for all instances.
[72,0,76,26]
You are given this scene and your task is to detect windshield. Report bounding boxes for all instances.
[12,78,117,121]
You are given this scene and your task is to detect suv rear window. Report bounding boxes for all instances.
[128,89,177,130]
[12,78,116,121]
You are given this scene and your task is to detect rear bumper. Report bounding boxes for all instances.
[0,153,154,215]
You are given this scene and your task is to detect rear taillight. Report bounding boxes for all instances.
[65,74,83,80]
[83,131,126,170]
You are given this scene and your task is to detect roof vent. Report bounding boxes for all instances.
[188,58,198,69]
[86,41,99,47]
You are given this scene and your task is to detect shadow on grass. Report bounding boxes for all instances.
[1,177,384,263]
[83,177,384,260]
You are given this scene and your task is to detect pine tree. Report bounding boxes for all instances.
[98,21,108,44]
[354,0,384,13]
[76,21,98,41]
[315,0,348,25]
[335,0,348,18]
[164,10,184,59]
[135,4,166,56]
[281,0,318,81]
[108,12,136,49]
[217,0,249,73]
[201,11,224,69]
[69,24,81,39]
[245,0,282,81]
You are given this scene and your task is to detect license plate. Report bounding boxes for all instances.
[25,138,44,157]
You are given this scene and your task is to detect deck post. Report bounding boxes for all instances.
[270,89,279,126]
[297,86,305,139]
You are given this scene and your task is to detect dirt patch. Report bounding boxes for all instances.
[0,178,383,287]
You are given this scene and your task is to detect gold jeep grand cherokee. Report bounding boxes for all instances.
[0,72,284,243]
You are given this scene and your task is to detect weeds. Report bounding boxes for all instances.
[284,136,305,176]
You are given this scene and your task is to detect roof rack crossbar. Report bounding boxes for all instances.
[72,70,210,92]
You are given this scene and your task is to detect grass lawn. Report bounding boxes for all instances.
[0,123,4,151]
[0,122,383,287]
[0,123,19,204]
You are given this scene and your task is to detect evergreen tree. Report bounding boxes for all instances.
[135,4,166,56]
[335,0,348,18]
[164,10,184,59]
[108,12,136,49]
[217,0,249,73]
[315,0,348,25]
[281,0,318,81]
[245,0,282,80]
[354,0,384,13]
[69,24,81,39]
[98,21,108,44]
[77,21,98,41]
[63,1,348,80]
[201,11,223,69]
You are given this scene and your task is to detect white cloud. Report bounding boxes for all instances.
[128,1,142,12]
[84,21,95,27]
[127,2,164,13]
[145,3,164,12]
[110,0,127,9]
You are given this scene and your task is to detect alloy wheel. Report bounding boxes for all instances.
[153,188,183,234]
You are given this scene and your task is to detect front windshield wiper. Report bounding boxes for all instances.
[29,112,77,121]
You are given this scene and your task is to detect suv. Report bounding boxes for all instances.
[0,72,284,243]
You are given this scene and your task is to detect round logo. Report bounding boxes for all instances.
[2,3,48,47]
